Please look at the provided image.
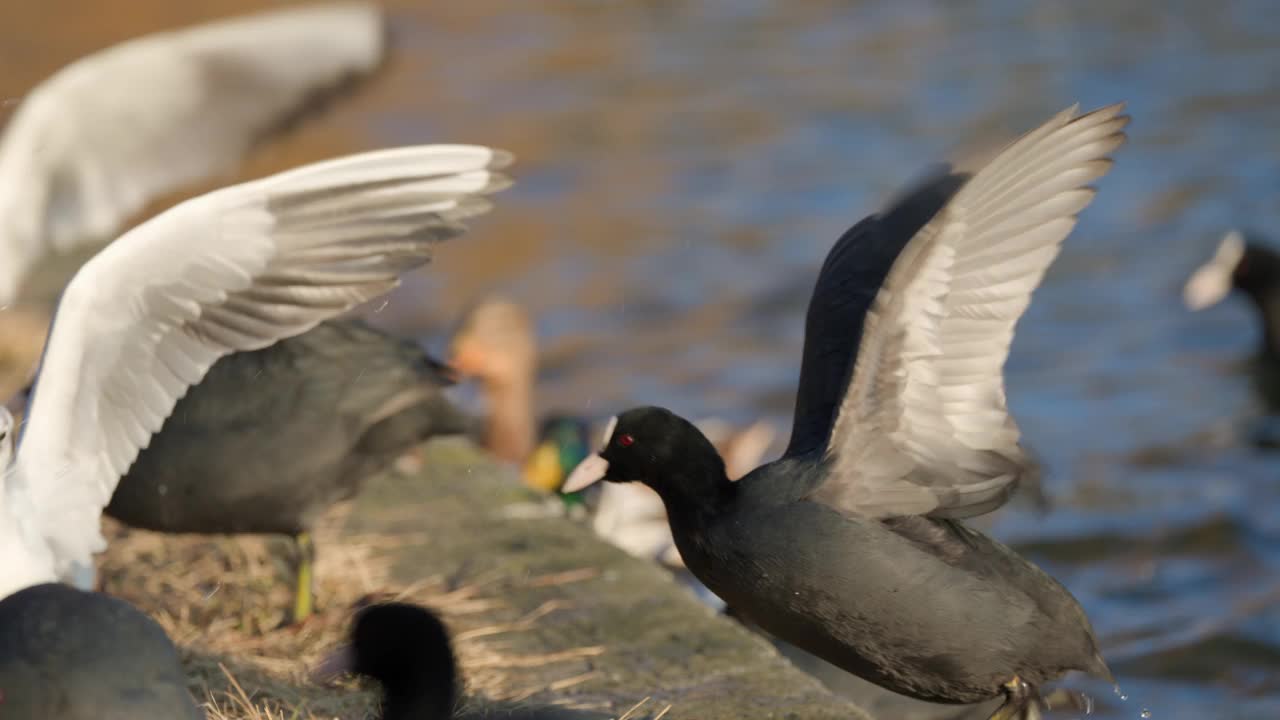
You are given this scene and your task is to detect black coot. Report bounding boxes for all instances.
[103,318,472,622]
[1183,230,1280,359]
[315,602,458,720]
[1183,230,1280,419]
[562,104,1127,719]
[0,584,202,720]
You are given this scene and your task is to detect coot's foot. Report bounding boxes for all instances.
[989,677,1038,720]
[986,678,1090,720]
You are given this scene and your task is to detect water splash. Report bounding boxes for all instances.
[1112,685,1153,718]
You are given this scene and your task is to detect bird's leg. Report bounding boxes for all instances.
[292,531,316,623]
[987,677,1034,720]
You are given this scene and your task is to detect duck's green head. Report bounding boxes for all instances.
[522,415,591,504]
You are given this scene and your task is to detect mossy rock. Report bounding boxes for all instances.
[347,437,874,719]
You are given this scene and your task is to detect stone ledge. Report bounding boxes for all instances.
[346,437,873,720]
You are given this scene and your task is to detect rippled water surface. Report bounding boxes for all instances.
[5,2,1280,718]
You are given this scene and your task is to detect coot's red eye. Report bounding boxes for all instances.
[617,433,635,448]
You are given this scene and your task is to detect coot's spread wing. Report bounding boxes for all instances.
[784,168,969,457]
[808,104,1127,519]
[12,144,510,580]
[0,2,385,301]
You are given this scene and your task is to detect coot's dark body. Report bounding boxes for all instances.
[106,318,469,535]
[667,451,1100,704]
[0,584,201,720]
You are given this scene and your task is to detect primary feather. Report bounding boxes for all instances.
[810,104,1128,519]
[0,1,386,305]
[0,144,511,599]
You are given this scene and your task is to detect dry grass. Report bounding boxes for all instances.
[95,495,608,719]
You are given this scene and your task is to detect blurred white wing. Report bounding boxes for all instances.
[10,144,511,580]
[816,104,1127,519]
[0,2,386,303]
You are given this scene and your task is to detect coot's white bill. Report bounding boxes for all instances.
[598,415,618,446]
[1184,230,1245,311]
[562,453,610,494]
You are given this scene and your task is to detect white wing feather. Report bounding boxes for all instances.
[818,104,1128,519]
[0,2,385,304]
[6,144,510,587]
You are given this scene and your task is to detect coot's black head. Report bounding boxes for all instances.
[560,406,729,507]
[1185,230,1280,310]
[338,603,458,720]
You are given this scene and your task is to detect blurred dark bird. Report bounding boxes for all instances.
[1183,230,1280,443]
[0,1,390,306]
[1183,230,1280,328]
[0,583,201,720]
[315,602,459,720]
[1183,230,1280,353]
[562,103,1127,720]
[105,318,475,622]
[315,602,612,720]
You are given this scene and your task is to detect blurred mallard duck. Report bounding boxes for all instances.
[448,296,777,574]
[524,414,593,500]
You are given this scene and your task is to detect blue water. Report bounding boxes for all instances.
[12,1,1280,717]
[373,3,1280,718]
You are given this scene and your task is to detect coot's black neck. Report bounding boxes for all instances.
[1244,289,1280,360]
[647,460,736,527]
[1234,243,1280,359]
